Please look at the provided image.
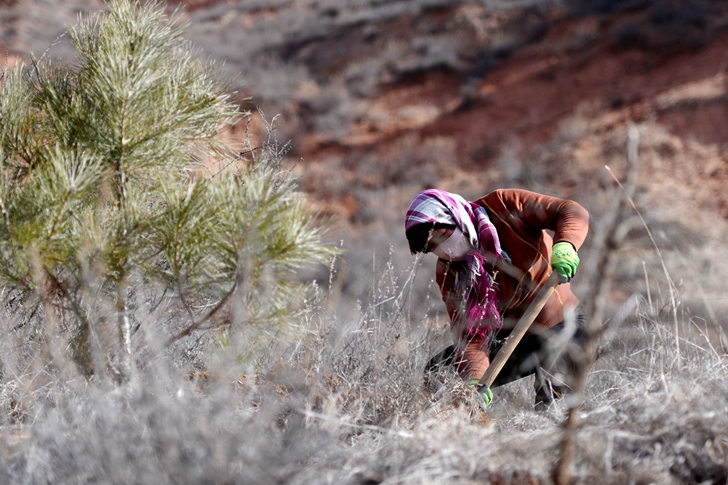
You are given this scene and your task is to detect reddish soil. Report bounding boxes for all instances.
[304,12,728,167]
[281,7,728,230]
[165,0,226,11]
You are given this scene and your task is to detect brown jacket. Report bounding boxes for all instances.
[434,189,589,378]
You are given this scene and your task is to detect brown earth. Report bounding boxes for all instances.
[2,0,728,315]
[285,5,728,221]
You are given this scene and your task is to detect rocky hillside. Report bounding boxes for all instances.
[3,0,728,317]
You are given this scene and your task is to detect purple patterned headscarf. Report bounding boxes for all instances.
[405,189,504,337]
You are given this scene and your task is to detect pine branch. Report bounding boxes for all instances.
[0,0,337,378]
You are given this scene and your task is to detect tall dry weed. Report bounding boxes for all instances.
[1,219,726,485]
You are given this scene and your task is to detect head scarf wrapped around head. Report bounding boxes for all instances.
[405,189,505,338]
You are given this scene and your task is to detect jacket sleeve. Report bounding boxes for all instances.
[492,189,589,250]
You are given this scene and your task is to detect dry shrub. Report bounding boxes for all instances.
[0,118,724,484]
[0,232,725,485]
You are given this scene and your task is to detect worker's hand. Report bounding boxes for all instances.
[466,379,493,411]
[551,242,580,282]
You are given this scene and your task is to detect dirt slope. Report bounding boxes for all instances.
[3,0,728,315]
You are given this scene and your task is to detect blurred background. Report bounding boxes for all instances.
[3,0,728,329]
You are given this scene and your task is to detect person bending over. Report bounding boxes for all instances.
[405,188,589,410]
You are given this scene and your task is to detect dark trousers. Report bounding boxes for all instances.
[426,306,586,409]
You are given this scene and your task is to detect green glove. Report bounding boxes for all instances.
[466,379,493,411]
[551,241,580,281]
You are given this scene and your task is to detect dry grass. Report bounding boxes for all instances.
[0,216,726,485]
[1,2,728,482]
[0,120,722,483]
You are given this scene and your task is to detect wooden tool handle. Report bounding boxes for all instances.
[479,271,561,388]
